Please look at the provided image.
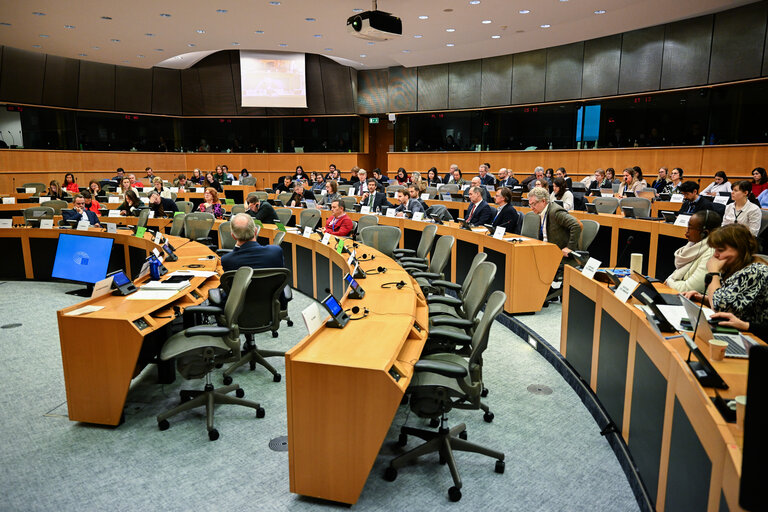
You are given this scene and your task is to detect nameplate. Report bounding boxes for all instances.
[321,233,331,245]
[91,276,114,299]
[147,211,155,219]
[105,223,117,233]
[25,187,36,194]
[493,226,506,240]
[420,193,430,200]
[76,220,90,231]
[360,205,371,214]
[321,189,328,196]
[196,188,204,193]
[108,210,121,217]
[108,196,121,203]
[485,185,495,192]
[170,187,179,193]
[154,231,163,244]
[713,196,729,205]
[614,276,640,303]
[38,196,51,203]
[412,211,425,221]
[462,185,470,191]
[600,191,613,197]
[386,208,397,217]
[581,257,602,279]
[303,226,313,238]
[232,180,240,186]
[670,194,684,203]
[153,248,161,258]
[0,219,11,228]
[140,197,149,204]
[39,219,54,229]
[674,214,691,227]
[2,197,16,204]
[301,302,325,336]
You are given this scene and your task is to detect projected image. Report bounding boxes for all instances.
[240,51,307,108]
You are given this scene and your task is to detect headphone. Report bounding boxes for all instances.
[345,306,370,320]
[701,210,711,237]
[381,280,407,289]
[358,253,376,261]
[366,266,387,275]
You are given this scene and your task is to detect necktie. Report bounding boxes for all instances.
[369,194,374,208]
[539,214,545,239]
[467,203,475,221]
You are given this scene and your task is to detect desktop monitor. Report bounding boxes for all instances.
[51,233,114,296]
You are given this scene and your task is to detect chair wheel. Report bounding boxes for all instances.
[273,373,282,383]
[272,331,278,338]
[287,320,294,327]
[158,419,169,431]
[459,430,467,440]
[383,467,397,482]
[235,388,245,398]
[495,460,505,474]
[448,486,462,502]
[397,433,408,447]
[429,418,440,428]
[208,429,219,441]
[483,411,494,423]
[222,375,233,385]
[256,407,266,418]
[481,387,489,398]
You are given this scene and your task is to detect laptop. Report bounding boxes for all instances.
[661,210,678,223]
[680,295,758,359]
[621,206,636,218]
[304,199,317,209]
[631,270,682,305]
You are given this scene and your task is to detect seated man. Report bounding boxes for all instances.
[678,181,716,215]
[491,187,519,233]
[408,184,428,211]
[665,210,721,293]
[527,187,582,257]
[174,174,190,189]
[351,168,368,196]
[497,168,519,188]
[288,182,316,207]
[222,213,287,307]
[245,195,279,223]
[147,190,178,218]
[393,189,424,217]
[129,174,144,188]
[359,178,391,212]
[464,186,494,226]
[63,194,101,226]
[81,190,100,214]
[372,169,388,190]
[324,199,354,236]
[477,163,496,187]
[463,177,491,202]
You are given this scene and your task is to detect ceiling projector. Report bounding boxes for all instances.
[347,10,402,41]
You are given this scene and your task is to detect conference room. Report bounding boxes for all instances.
[1,1,767,510]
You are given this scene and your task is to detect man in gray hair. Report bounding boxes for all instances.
[527,187,581,257]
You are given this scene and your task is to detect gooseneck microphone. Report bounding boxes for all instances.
[616,235,634,268]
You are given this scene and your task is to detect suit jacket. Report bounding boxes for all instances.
[395,199,425,214]
[324,213,354,236]
[221,241,287,307]
[149,197,178,218]
[478,175,496,186]
[288,190,316,206]
[678,196,716,216]
[465,200,494,226]
[63,208,100,225]
[498,176,520,188]
[491,203,520,233]
[543,203,582,251]
[360,191,390,212]
[464,187,491,202]
[247,202,279,223]
[351,181,367,196]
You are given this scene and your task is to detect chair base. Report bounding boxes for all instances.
[156,382,264,440]
[386,418,504,501]
[223,336,285,383]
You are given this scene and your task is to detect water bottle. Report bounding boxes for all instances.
[150,257,161,280]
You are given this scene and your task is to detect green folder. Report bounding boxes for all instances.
[225,198,235,205]
[254,219,263,228]
[336,238,345,254]
[174,211,184,217]
[135,226,147,238]
[276,222,287,232]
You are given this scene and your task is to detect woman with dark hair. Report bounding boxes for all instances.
[683,223,768,328]
[550,177,574,211]
[617,167,644,198]
[395,168,409,185]
[88,180,102,198]
[634,167,648,189]
[605,168,620,185]
[426,167,442,187]
[47,180,69,200]
[205,172,223,193]
[554,168,572,189]
[722,180,762,236]
[63,173,80,194]
[118,189,142,216]
[214,165,227,184]
[294,165,306,181]
[240,169,250,179]
[275,176,293,193]
[750,167,768,196]
[544,168,554,183]
[701,171,732,196]
[198,187,225,218]
[318,180,340,206]
[663,168,684,194]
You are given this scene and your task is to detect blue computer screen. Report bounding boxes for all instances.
[51,234,114,284]
[322,294,343,317]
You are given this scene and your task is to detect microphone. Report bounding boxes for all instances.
[8,131,14,146]
[616,235,634,269]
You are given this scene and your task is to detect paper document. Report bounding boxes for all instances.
[141,280,190,291]
[65,305,105,316]
[168,270,217,279]
[636,304,714,332]
[127,289,179,300]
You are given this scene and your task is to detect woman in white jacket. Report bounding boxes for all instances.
[665,210,722,293]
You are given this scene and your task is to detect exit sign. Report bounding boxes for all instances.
[369,117,379,124]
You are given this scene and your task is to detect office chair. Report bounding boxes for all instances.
[619,197,652,217]
[438,184,459,194]
[337,184,353,196]
[359,225,401,257]
[214,268,291,384]
[757,210,768,236]
[275,208,293,225]
[392,223,437,262]
[427,252,488,315]
[299,208,322,231]
[183,212,216,249]
[341,196,357,211]
[175,200,194,214]
[593,197,620,214]
[249,190,268,202]
[215,221,238,256]
[277,192,293,205]
[23,206,55,226]
[385,185,405,197]
[156,267,264,440]
[230,205,246,216]
[384,291,507,502]
[424,186,439,199]
[354,214,379,240]
[22,182,46,195]
[137,208,151,229]
[578,220,600,251]
[241,176,256,186]
[169,213,186,236]
[520,211,541,238]
[272,230,286,246]
[425,204,453,222]
[403,235,455,294]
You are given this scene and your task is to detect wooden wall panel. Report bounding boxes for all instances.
[0,47,46,105]
[77,61,115,111]
[115,66,152,113]
[42,55,79,108]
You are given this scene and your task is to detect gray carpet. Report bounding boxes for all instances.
[0,281,638,511]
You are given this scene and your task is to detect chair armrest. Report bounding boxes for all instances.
[215,248,233,256]
[393,248,416,256]
[207,289,226,307]
[410,271,441,279]
[184,305,223,315]
[399,256,427,264]
[430,280,460,290]
[426,327,472,344]
[401,262,428,271]
[414,359,467,378]
[430,316,472,328]
[427,295,462,306]
[184,325,231,337]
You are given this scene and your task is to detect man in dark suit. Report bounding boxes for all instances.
[359,179,391,212]
[245,195,279,223]
[222,213,287,307]
[64,194,101,226]
[463,177,491,202]
[147,190,178,218]
[350,168,369,196]
[678,181,716,215]
[394,189,424,216]
[527,187,581,256]
[477,163,496,187]
[465,186,495,226]
[491,187,520,233]
[497,168,519,188]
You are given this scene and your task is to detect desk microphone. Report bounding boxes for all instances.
[616,235,634,268]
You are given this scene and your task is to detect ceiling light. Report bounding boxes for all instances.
[145,33,154,37]
[32,12,45,16]
[32,44,42,48]
[196,29,206,34]
[413,34,423,38]
[352,8,363,13]
[446,43,455,47]
[540,24,551,28]
[360,54,366,57]
[519,9,530,14]
[255,30,264,34]
[446,28,455,32]
[269,1,281,4]
[111,39,120,42]
[469,0,480,4]
[231,42,240,45]
[0,22,11,26]
[91,46,100,50]
[79,53,87,57]
[402,49,411,53]
[159,13,171,17]
[313,34,322,38]
[418,15,428,20]
[137,54,145,58]
[39,34,49,38]
[305,17,316,21]
[101,16,112,20]
[367,41,374,45]
[121,60,129,63]
[324,48,333,51]
[64,25,75,29]
[278,43,287,47]
[188,43,196,47]
[594,10,606,14]
[216,9,227,14]
[491,35,501,39]
[482,20,491,24]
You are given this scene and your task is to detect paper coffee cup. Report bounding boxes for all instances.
[735,395,747,430]
[708,339,728,361]
[630,253,643,274]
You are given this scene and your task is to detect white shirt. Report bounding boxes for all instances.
[539,204,549,242]
[701,181,732,195]
[550,190,574,211]
[722,201,762,236]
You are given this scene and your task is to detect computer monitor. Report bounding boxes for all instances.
[51,233,114,296]
[344,273,365,299]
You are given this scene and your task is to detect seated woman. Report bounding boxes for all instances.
[617,167,644,198]
[47,180,69,200]
[118,177,133,195]
[275,176,293,194]
[190,168,205,185]
[88,179,103,200]
[81,189,100,214]
[318,180,341,206]
[288,182,316,207]
[751,167,768,197]
[665,210,721,293]
[426,167,442,187]
[204,172,223,193]
[651,167,668,193]
[550,178,574,211]
[63,173,80,194]
[239,168,250,181]
[293,165,307,182]
[118,189,142,216]
[197,187,225,219]
[152,177,173,199]
[605,167,620,185]
[663,168,684,194]
[588,169,612,194]
[554,168,572,190]
[395,167,409,185]
[701,171,732,196]
[722,180,762,236]
[683,223,768,329]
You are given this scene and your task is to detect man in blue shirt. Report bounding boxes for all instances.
[63,194,101,226]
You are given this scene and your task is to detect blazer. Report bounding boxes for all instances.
[497,176,520,188]
[221,241,284,273]
[324,214,354,236]
[491,203,520,233]
[63,208,100,225]
[464,186,491,203]
[478,175,496,186]
[247,202,279,224]
[543,203,582,251]
[678,196,716,216]
[149,197,178,218]
[360,191,390,212]
[351,181,367,196]
[465,200,494,226]
[394,199,425,214]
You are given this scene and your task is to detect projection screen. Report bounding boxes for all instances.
[239,51,307,108]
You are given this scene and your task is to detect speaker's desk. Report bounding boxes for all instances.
[284,235,429,505]
[562,266,751,511]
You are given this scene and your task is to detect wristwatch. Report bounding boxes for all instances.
[706,272,722,279]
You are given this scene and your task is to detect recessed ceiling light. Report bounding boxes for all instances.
[469,0,480,4]
[216,9,227,13]
[188,43,196,47]
[91,46,100,50]
[313,34,322,38]
[231,42,240,45]
[111,39,120,42]
[269,1,281,5]
[39,34,49,38]
[160,13,171,17]
[137,54,145,58]
[0,22,11,26]
[196,29,206,34]
[64,25,75,29]
[367,41,374,45]
[79,53,87,57]
[491,35,501,39]
[101,16,112,20]
[519,9,530,14]
[32,12,45,16]
[594,10,606,14]
[278,43,287,47]
[121,60,129,63]
[446,43,455,47]
[32,44,42,48]
[305,17,316,21]
[482,20,491,24]
[352,8,363,13]
[540,24,551,28]
[145,33,154,37]
[155,48,164,51]
[324,48,333,51]
[418,15,428,20]
[359,54,366,57]
[446,28,455,32]
[255,30,264,34]
[413,34,423,38]
[402,49,411,53]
